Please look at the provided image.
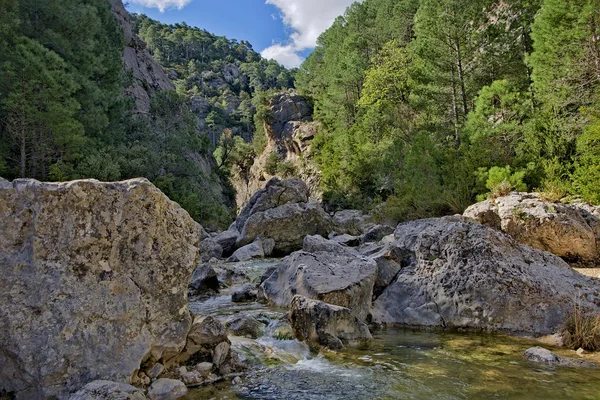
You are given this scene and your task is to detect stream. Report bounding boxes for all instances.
[183,259,600,400]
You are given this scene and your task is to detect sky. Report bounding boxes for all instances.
[124,0,358,68]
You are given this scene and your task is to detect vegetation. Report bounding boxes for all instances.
[296,0,600,220]
[562,304,600,351]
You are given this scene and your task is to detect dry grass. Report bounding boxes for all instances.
[561,304,600,351]
[488,180,513,200]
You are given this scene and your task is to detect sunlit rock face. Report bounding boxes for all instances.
[0,178,199,399]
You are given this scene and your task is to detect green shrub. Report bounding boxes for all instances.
[265,152,280,175]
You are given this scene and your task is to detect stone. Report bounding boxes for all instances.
[0,179,199,399]
[198,238,223,262]
[214,229,239,257]
[147,379,187,400]
[523,347,597,368]
[302,234,357,257]
[235,177,309,232]
[360,224,395,244]
[212,341,231,368]
[289,296,372,350]
[227,239,266,262]
[231,283,258,303]
[175,316,228,364]
[147,363,165,380]
[188,264,220,297]
[332,210,373,236]
[237,201,334,255]
[69,380,147,400]
[464,193,599,266]
[226,315,265,338]
[260,250,377,320]
[367,243,410,299]
[194,362,213,377]
[329,234,361,247]
[371,217,600,334]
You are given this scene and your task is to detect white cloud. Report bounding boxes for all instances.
[261,0,359,68]
[128,0,192,13]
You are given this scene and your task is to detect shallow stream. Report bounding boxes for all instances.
[184,260,600,400]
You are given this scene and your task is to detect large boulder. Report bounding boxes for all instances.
[464,193,600,266]
[371,217,600,334]
[260,249,377,320]
[188,264,220,297]
[235,177,309,232]
[290,296,372,350]
[0,179,200,399]
[237,201,334,255]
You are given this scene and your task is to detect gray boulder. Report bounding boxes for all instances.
[188,264,220,297]
[235,177,309,232]
[523,347,597,368]
[213,229,239,257]
[237,201,334,254]
[69,380,147,400]
[147,379,187,400]
[290,296,372,350]
[332,210,373,236]
[371,217,600,334]
[302,234,357,257]
[227,238,275,262]
[198,237,223,262]
[231,283,258,303]
[0,179,199,399]
[226,315,265,339]
[464,193,599,266]
[173,316,228,364]
[361,224,395,244]
[260,250,377,320]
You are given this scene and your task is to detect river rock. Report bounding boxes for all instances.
[302,234,357,257]
[290,296,372,350]
[371,216,600,333]
[0,179,199,399]
[231,283,258,303]
[69,380,147,400]
[332,210,373,236]
[147,379,187,400]
[237,201,334,254]
[523,347,597,368]
[463,193,599,266]
[226,315,264,338]
[361,224,395,244]
[227,238,275,262]
[213,229,239,257]
[172,316,228,364]
[198,237,223,262]
[260,250,377,320]
[188,264,220,297]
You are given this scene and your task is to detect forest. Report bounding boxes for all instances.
[296,0,600,221]
[0,0,292,228]
[1,0,599,226]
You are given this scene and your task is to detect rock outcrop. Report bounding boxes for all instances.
[230,91,322,209]
[464,193,600,267]
[371,217,600,334]
[0,179,199,399]
[289,296,372,350]
[109,0,174,113]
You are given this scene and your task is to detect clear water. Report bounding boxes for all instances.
[184,260,600,400]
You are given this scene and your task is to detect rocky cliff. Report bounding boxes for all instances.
[0,178,199,399]
[109,0,175,113]
[230,91,322,211]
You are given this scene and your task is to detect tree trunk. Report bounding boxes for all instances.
[454,38,469,118]
[451,63,461,149]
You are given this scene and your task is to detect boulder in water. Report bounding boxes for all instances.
[69,380,147,400]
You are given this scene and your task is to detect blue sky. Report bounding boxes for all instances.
[124,0,358,68]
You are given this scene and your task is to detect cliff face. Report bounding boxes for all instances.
[231,91,322,211]
[109,0,174,113]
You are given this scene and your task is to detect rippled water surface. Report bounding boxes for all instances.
[184,260,600,400]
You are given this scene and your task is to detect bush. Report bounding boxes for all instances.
[561,304,600,351]
[264,152,280,175]
[277,161,296,178]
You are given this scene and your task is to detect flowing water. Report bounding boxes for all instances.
[184,260,600,400]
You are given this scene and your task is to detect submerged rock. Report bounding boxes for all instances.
[290,296,372,350]
[371,217,600,333]
[0,179,199,399]
[464,193,600,266]
[523,347,597,368]
[226,315,265,339]
[260,249,377,320]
